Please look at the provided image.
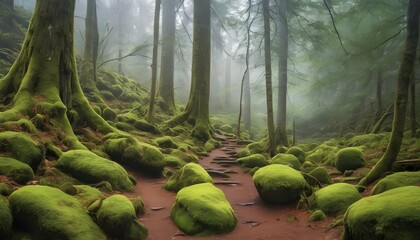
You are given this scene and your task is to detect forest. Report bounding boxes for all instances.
[0,0,419,239]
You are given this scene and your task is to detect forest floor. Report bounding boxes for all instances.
[127,136,343,240]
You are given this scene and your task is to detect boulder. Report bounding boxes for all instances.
[270,153,301,170]
[334,147,365,173]
[164,163,213,192]
[236,154,268,168]
[371,171,420,195]
[0,157,34,184]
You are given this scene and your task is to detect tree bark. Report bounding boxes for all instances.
[244,69,251,132]
[409,72,416,136]
[263,0,276,156]
[117,0,123,74]
[224,54,232,110]
[275,0,289,147]
[158,0,176,113]
[359,0,420,187]
[147,0,161,122]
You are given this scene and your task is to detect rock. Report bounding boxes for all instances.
[154,136,178,149]
[308,166,332,185]
[102,107,117,121]
[0,196,12,238]
[343,186,420,239]
[309,210,327,222]
[334,147,365,173]
[253,164,310,204]
[0,157,34,184]
[270,153,301,170]
[164,163,213,192]
[171,183,237,235]
[236,154,268,168]
[371,171,420,195]
[286,146,306,164]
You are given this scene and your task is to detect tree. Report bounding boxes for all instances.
[166,0,211,142]
[147,0,161,122]
[275,0,289,147]
[359,0,420,187]
[79,0,99,96]
[158,0,177,113]
[263,0,276,156]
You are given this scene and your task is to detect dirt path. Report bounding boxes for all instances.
[127,136,342,240]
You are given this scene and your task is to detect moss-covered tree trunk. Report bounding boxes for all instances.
[80,0,99,96]
[166,0,211,142]
[275,0,289,147]
[263,0,276,156]
[0,0,114,149]
[359,0,420,187]
[158,0,176,113]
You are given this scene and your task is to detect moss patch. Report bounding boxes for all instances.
[0,157,34,184]
[309,209,327,222]
[171,183,237,235]
[57,150,134,191]
[334,147,365,173]
[343,186,420,240]
[164,163,213,192]
[253,164,309,204]
[0,196,12,238]
[270,153,301,170]
[9,185,106,239]
[371,171,420,195]
[73,185,104,207]
[154,136,178,149]
[236,154,268,168]
[286,146,306,164]
[308,166,332,185]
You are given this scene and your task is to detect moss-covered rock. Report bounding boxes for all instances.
[122,145,165,176]
[154,136,178,149]
[236,154,268,168]
[270,153,301,170]
[310,183,361,216]
[0,131,45,170]
[286,146,306,164]
[306,145,338,164]
[371,171,420,195]
[171,183,237,235]
[102,107,117,121]
[308,166,333,185]
[343,186,420,240]
[0,196,12,238]
[237,148,251,158]
[0,183,12,196]
[164,163,213,192]
[9,185,106,239]
[334,147,365,173]
[73,185,104,207]
[253,164,310,204]
[115,122,135,132]
[309,209,327,222]
[204,139,221,152]
[247,141,267,154]
[0,157,34,184]
[165,155,186,168]
[57,150,134,191]
[97,195,148,240]
[133,120,158,134]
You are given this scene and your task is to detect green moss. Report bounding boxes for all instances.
[0,183,12,196]
[204,139,221,152]
[102,107,117,121]
[0,131,45,170]
[117,112,139,124]
[97,195,148,240]
[311,183,361,216]
[171,149,199,163]
[309,210,327,222]
[155,136,178,149]
[57,150,134,191]
[276,145,288,154]
[343,186,420,240]
[286,146,306,164]
[122,145,165,176]
[165,155,186,168]
[346,133,389,148]
[100,90,115,100]
[308,166,332,185]
[247,141,267,154]
[371,171,420,195]
[253,164,310,204]
[219,124,233,133]
[73,185,103,207]
[2,119,38,133]
[334,147,365,173]
[0,196,12,238]
[236,154,268,168]
[171,183,237,235]
[115,122,135,132]
[133,120,159,134]
[306,145,338,164]
[237,148,251,158]
[0,157,34,184]
[9,185,106,239]
[270,153,301,170]
[92,105,102,115]
[130,197,145,215]
[164,163,213,192]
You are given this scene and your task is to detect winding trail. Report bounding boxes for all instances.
[127,136,342,240]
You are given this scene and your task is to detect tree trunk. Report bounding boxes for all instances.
[263,0,276,156]
[275,0,289,147]
[158,0,176,113]
[117,0,123,74]
[147,0,161,122]
[409,72,416,136]
[376,69,383,118]
[79,0,100,96]
[244,69,251,132]
[359,0,420,187]
[166,0,211,142]
[224,54,232,110]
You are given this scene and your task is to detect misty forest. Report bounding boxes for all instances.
[0,0,419,239]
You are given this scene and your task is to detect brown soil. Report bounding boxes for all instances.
[127,137,343,240]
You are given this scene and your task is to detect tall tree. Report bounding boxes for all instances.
[147,0,161,122]
[275,0,289,147]
[359,0,420,187]
[166,0,212,141]
[79,0,99,96]
[158,0,177,113]
[117,0,123,74]
[263,0,276,156]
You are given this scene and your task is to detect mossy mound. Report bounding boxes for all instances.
[57,150,134,192]
[102,107,117,121]
[0,131,45,170]
[0,196,12,238]
[311,183,361,216]
[237,148,251,158]
[253,164,309,204]
[309,209,327,222]
[306,145,338,164]
[308,166,333,185]
[164,163,213,192]
[164,155,186,168]
[346,133,389,148]
[154,136,178,149]
[73,185,104,207]
[343,186,420,240]
[133,120,159,134]
[286,146,306,164]
[371,171,420,195]
[171,183,237,235]
[97,195,148,240]
[236,154,268,168]
[334,147,365,173]
[247,141,267,154]
[0,157,34,184]
[0,183,12,196]
[270,153,301,170]
[9,185,106,239]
